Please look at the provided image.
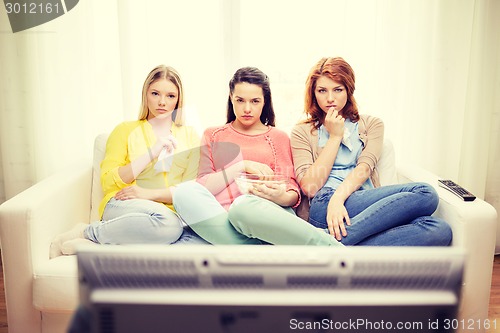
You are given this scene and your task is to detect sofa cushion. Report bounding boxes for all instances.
[33,256,79,312]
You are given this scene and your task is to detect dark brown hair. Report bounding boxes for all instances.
[226,67,275,126]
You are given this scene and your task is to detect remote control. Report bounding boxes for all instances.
[438,180,476,201]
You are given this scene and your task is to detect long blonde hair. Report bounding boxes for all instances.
[138,65,185,126]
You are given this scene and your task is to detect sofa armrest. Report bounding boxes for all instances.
[396,163,497,246]
[0,160,92,333]
[0,160,93,264]
[397,162,497,329]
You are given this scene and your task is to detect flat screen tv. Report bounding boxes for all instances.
[76,245,464,333]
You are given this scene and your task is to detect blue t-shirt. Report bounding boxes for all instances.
[318,119,374,190]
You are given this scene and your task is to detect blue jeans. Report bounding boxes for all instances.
[173,181,344,246]
[309,182,452,246]
[84,198,184,244]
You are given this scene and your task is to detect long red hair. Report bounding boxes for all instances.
[304,57,359,129]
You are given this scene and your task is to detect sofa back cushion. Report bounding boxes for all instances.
[90,133,108,222]
[377,138,398,186]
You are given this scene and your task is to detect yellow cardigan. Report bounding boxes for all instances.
[99,120,200,218]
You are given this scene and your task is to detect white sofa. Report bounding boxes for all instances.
[0,133,497,333]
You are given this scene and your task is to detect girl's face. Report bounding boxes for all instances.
[231,82,265,130]
[147,79,179,120]
[314,75,348,114]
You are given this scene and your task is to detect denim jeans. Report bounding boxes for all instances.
[309,182,452,246]
[173,181,344,246]
[84,198,183,244]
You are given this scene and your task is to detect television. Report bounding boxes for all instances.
[76,245,464,333]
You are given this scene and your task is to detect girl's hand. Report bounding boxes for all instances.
[326,197,351,240]
[249,182,286,202]
[243,160,274,177]
[115,185,150,201]
[324,108,345,139]
[150,136,177,159]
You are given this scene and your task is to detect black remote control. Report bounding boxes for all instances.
[438,180,476,201]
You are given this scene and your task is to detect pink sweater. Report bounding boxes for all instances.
[198,123,300,210]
